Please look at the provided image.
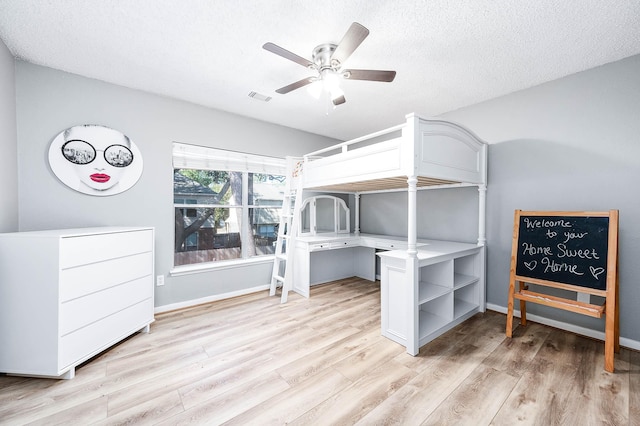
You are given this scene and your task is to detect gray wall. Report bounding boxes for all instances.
[360,55,640,342]
[14,62,337,308]
[0,38,18,232]
[360,186,480,243]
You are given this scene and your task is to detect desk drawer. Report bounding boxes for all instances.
[376,241,405,250]
[309,243,332,251]
[309,240,355,251]
[331,240,356,249]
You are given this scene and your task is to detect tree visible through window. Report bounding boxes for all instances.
[174,168,285,267]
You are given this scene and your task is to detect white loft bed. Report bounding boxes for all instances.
[301,112,487,244]
[292,113,488,355]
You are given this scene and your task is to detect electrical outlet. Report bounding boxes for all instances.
[156,275,165,286]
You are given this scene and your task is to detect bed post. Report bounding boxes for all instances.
[354,193,360,235]
[478,184,487,246]
[406,175,419,355]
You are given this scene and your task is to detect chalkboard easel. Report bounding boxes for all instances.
[505,210,619,372]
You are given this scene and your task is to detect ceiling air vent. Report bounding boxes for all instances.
[248,91,272,102]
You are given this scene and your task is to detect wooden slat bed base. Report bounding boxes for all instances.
[307,176,459,193]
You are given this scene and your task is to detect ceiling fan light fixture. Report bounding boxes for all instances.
[263,22,396,107]
[330,87,345,102]
[320,69,342,93]
[306,80,323,99]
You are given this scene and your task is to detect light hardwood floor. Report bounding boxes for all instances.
[1,277,638,425]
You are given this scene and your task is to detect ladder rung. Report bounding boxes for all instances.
[276,253,287,260]
[273,275,285,283]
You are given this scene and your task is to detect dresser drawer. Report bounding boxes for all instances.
[60,299,152,369]
[60,252,152,302]
[60,229,153,268]
[60,275,152,336]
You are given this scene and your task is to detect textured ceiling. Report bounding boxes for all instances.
[0,0,639,141]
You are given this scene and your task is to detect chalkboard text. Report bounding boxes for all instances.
[515,215,609,290]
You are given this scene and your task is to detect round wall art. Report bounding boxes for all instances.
[48,124,143,196]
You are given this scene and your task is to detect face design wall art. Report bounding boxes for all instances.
[48,125,143,196]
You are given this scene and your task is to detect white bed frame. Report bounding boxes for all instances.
[302,113,487,243]
[294,113,488,355]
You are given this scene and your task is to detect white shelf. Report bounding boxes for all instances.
[453,272,479,289]
[454,299,479,319]
[418,281,450,304]
[418,310,451,340]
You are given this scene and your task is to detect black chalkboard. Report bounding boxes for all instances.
[515,215,610,290]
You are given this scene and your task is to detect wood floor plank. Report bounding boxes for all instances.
[0,278,635,426]
[158,371,290,425]
[482,322,552,377]
[288,360,416,425]
[0,345,206,425]
[422,365,519,426]
[178,324,362,410]
[490,330,589,425]
[276,327,381,385]
[222,368,353,425]
[95,392,184,426]
[22,395,109,426]
[333,337,406,382]
[562,340,629,426]
[357,316,508,426]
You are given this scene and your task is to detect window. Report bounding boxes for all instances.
[173,143,286,268]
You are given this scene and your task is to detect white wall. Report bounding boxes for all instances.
[0,38,18,232]
[14,62,338,308]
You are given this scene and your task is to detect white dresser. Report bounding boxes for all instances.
[0,227,154,379]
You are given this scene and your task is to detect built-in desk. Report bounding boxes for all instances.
[290,233,428,297]
[290,233,485,356]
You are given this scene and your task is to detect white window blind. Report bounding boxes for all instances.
[173,142,286,175]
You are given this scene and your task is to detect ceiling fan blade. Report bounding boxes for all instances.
[330,22,369,67]
[332,94,346,106]
[263,42,313,68]
[275,77,316,94]
[343,69,396,82]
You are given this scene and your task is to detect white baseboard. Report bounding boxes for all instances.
[486,303,640,351]
[154,284,270,314]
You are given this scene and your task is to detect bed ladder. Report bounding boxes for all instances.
[270,157,304,303]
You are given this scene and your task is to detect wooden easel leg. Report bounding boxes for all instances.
[506,279,516,337]
[615,277,620,353]
[519,282,527,326]
[604,284,617,372]
[605,313,614,373]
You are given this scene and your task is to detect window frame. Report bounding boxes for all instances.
[171,143,287,275]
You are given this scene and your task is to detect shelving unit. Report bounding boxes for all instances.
[379,242,484,354]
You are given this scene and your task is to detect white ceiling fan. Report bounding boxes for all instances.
[263,22,396,106]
